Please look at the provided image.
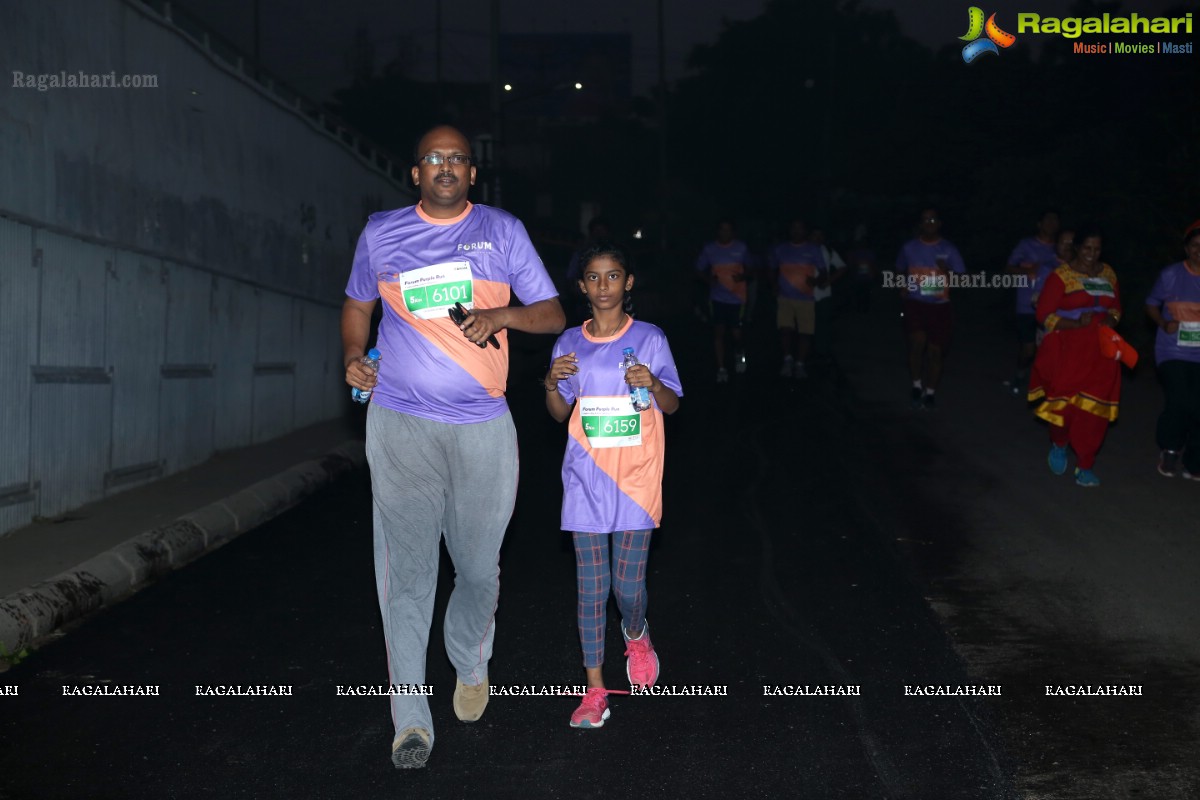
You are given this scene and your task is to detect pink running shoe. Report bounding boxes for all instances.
[623,622,660,687]
[569,688,611,729]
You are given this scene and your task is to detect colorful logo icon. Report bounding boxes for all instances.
[960,7,1017,62]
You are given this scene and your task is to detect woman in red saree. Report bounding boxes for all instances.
[1028,227,1122,487]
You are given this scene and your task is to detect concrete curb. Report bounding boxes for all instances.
[0,441,365,657]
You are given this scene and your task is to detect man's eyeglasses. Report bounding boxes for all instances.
[419,153,472,167]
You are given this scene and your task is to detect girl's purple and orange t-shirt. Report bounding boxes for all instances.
[551,317,682,533]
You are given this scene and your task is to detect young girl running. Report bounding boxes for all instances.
[543,243,683,729]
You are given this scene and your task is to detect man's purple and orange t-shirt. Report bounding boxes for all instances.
[895,238,966,304]
[551,317,682,533]
[696,240,753,305]
[768,241,826,301]
[345,202,557,424]
[1007,237,1060,314]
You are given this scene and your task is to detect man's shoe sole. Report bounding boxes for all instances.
[391,731,431,769]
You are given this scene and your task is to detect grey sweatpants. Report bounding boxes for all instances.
[365,404,518,745]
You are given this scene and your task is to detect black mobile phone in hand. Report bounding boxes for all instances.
[448,302,500,349]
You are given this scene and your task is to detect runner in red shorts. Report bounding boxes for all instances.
[895,208,966,410]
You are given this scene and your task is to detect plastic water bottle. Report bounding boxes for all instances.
[351,348,381,404]
[622,347,652,412]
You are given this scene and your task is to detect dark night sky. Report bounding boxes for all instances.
[182,0,767,97]
[178,0,1174,101]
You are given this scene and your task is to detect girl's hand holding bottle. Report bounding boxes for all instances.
[623,364,662,393]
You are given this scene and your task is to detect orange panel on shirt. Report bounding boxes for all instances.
[379,278,512,397]
[1167,301,1200,322]
[567,406,665,525]
[713,263,747,302]
[780,263,817,293]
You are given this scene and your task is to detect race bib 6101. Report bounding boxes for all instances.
[400,261,475,319]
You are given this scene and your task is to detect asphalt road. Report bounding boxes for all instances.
[0,299,1028,800]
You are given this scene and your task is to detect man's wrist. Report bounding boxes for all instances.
[485,306,509,332]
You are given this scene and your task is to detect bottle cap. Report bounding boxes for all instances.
[367,348,381,359]
[622,347,634,354]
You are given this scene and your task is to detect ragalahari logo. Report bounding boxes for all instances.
[960,7,1017,62]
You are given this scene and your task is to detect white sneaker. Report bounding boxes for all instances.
[716,367,729,383]
[1158,450,1180,477]
[734,351,747,374]
[794,362,808,380]
[779,357,794,378]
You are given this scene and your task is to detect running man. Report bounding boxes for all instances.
[895,208,966,410]
[768,218,826,379]
[696,220,754,382]
[342,124,565,769]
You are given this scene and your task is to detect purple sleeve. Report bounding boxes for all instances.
[1146,267,1171,307]
[1007,240,1027,268]
[505,218,558,305]
[345,223,379,301]
[948,244,966,274]
[649,334,683,397]
[695,246,711,272]
[895,244,909,273]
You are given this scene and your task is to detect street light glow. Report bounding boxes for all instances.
[503,84,513,91]
[574,82,583,90]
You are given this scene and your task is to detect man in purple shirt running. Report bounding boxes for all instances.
[895,208,966,410]
[342,124,564,769]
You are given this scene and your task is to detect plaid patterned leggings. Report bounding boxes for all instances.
[572,530,652,669]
